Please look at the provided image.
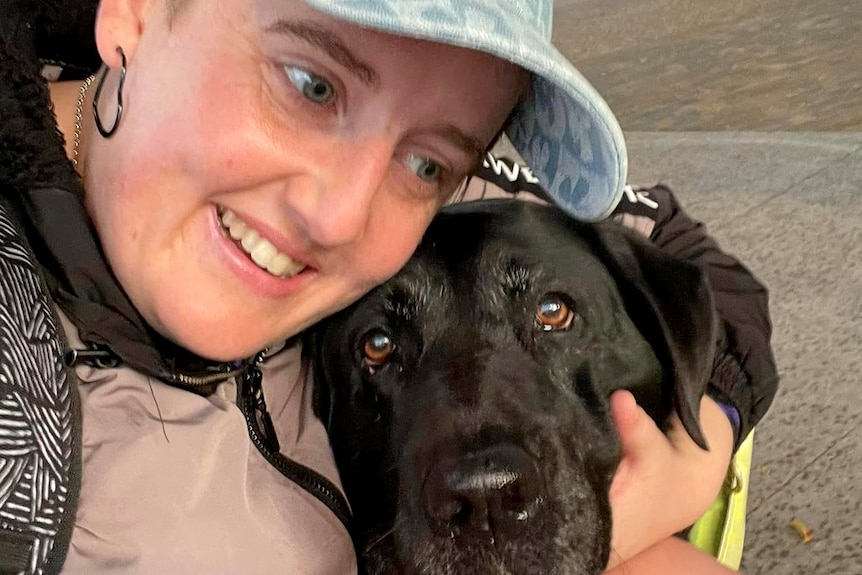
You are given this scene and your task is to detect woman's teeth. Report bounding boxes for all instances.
[218,209,306,278]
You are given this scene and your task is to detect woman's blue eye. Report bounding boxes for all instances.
[285,67,335,105]
[405,154,443,183]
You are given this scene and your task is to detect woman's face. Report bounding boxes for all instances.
[87,0,525,360]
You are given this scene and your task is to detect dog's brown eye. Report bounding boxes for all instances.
[535,295,575,331]
[363,331,394,367]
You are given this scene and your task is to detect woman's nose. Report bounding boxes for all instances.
[290,137,394,248]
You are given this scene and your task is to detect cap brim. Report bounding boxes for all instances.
[303,0,627,221]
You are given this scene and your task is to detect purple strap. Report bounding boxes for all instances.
[717,402,741,432]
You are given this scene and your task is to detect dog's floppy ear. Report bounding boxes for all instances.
[591,223,717,450]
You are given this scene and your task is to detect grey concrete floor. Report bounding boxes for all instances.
[548,2,861,574]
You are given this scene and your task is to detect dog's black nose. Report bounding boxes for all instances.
[421,443,544,545]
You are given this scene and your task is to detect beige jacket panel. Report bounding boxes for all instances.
[59,313,356,575]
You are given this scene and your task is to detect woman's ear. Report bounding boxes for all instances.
[94,0,162,66]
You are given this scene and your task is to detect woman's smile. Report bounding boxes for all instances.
[217,207,307,278]
[209,204,318,300]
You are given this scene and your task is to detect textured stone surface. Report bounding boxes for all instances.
[624,132,862,229]
[553,0,862,131]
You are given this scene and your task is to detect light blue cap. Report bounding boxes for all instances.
[303,0,627,222]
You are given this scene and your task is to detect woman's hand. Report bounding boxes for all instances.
[605,390,734,569]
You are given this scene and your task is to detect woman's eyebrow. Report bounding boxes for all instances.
[265,20,380,87]
[404,123,486,167]
[436,124,486,164]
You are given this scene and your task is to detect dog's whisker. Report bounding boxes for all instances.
[365,517,405,553]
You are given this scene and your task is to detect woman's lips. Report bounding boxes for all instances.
[209,205,317,299]
[217,208,306,278]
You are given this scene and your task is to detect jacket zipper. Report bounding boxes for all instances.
[238,357,355,537]
[169,366,245,387]
[65,345,247,387]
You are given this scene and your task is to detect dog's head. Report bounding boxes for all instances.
[310,199,716,575]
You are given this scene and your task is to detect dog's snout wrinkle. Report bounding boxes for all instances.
[421,442,545,547]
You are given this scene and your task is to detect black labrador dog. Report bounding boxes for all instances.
[310,199,716,575]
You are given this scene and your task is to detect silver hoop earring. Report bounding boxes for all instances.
[93,46,127,138]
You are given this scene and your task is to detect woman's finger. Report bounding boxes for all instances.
[609,389,663,459]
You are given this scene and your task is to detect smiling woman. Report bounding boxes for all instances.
[0,0,634,574]
[82,0,532,363]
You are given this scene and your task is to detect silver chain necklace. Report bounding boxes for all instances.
[72,74,97,167]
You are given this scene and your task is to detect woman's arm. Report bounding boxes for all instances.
[605,391,734,568]
[605,531,740,575]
